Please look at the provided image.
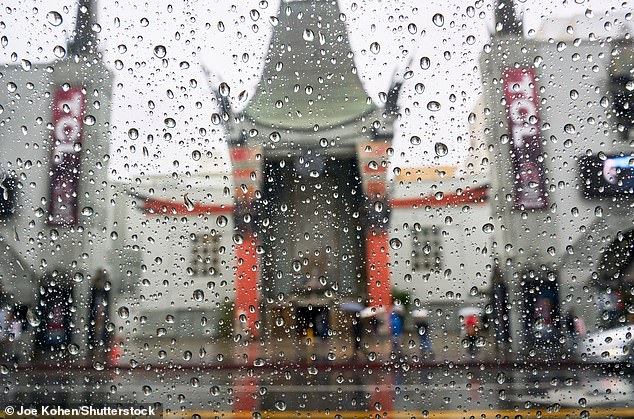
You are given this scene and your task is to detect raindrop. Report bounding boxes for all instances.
[192,150,201,161]
[46,11,63,26]
[408,23,417,34]
[219,82,230,97]
[53,45,66,58]
[269,132,281,143]
[117,306,130,319]
[434,142,448,157]
[420,57,431,70]
[84,115,96,126]
[303,29,314,41]
[184,194,195,211]
[415,83,425,94]
[68,344,80,355]
[432,13,444,27]
[389,238,402,250]
[216,215,228,227]
[27,311,40,327]
[427,101,441,111]
[410,136,421,145]
[153,45,167,58]
[164,118,176,128]
[128,128,139,140]
[563,124,575,134]
[482,223,494,233]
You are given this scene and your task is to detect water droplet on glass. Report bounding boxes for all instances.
[192,290,205,303]
[389,238,402,250]
[303,29,314,41]
[53,45,66,58]
[482,223,494,233]
[427,101,441,111]
[153,45,167,58]
[269,131,281,143]
[46,11,63,26]
[370,42,380,54]
[434,142,448,157]
[118,306,130,319]
[420,57,431,70]
[219,82,230,97]
[432,13,444,27]
[128,128,139,140]
[216,215,228,227]
[184,194,194,211]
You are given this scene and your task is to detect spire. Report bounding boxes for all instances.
[67,0,98,57]
[495,0,522,36]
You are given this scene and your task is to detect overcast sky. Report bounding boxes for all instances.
[0,0,630,181]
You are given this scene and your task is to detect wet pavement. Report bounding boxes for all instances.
[1,332,633,417]
[1,348,632,417]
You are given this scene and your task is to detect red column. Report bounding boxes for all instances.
[357,142,392,310]
[366,229,391,309]
[230,146,262,339]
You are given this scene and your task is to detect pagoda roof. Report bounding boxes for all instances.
[243,0,374,130]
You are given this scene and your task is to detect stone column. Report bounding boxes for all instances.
[230,145,262,340]
[357,142,392,310]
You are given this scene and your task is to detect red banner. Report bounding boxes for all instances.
[502,68,548,210]
[48,87,85,225]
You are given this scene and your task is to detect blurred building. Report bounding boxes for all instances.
[0,0,113,356]
[389,135,493,334]
[108,171,234,348]
[481,0,634,354]
[213,0,404,339]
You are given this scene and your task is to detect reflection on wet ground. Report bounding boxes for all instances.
[1,362,632,416]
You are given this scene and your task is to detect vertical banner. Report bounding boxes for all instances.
[48,86,86,225]
[502,68,548,210]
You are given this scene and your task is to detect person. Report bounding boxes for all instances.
[351,311,365,360]
[565,308,585,350]
[390,308,403,360]
[415,315,433,360]
[465,313,480,357]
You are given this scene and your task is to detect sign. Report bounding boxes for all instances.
[48,86,85,225]
[502,68,548,210]
[579,154,634,198]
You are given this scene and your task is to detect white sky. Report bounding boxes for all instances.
[0,0,631,181]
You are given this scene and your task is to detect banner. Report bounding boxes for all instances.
[502,68,548,210]
[48,86,85,225]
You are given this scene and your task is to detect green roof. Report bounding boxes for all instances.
[244,0,374,130]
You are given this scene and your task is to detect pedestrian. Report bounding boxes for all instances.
[351,311,364,360]
[416,318,434,360]
[565,308,585,350]
[390,307,404,360]
[464,313,480,357]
